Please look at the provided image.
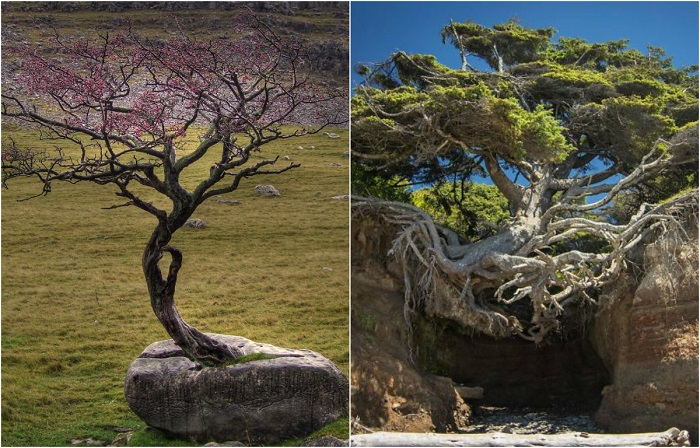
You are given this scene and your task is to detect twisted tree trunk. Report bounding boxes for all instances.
[143,222,242,365]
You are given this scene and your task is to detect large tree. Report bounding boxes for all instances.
[352,20,698,343]
[2,15,346,365]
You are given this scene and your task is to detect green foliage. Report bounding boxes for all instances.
[571,96,677,168]
[353,18,698,234]
[442,19,555,71]
[353,310,377,333]
[544,37,646,71]
[411,182,510,240]
[491,99,574,162]
[351,161,412,202]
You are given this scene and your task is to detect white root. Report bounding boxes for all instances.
[353,185,697,344]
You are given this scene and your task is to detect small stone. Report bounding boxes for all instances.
[184,218,207,229]
[254,185,281,197]
[217,199,241,206]
[109,432,132,447]
[330,163,343,167]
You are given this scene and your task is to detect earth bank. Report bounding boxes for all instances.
[350,209,698,443]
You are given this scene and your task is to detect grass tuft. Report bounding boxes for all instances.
[127,427,196,447]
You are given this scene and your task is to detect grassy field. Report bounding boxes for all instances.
[1,126,349,446]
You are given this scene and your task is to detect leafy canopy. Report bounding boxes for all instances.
[352,19,698,221]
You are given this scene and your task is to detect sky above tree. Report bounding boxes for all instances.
[351,1,699,87]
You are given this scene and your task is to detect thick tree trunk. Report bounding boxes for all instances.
[351,428,691,447]
[142,223,242,365]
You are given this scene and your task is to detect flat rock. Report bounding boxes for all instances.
[125,334,348,444]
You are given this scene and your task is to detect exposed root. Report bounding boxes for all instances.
[353,188,698,346]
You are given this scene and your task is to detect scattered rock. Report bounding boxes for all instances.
[323,267,333,271]
[254,184,281,196]
[332,195,349,200]
[343,151,349,158]
[284,155,291,160]
[70,438,107,446]
[464,406,603,435]
[351,418,373,435]
[108,432,132,447]
[330,163,343,167]
[184,218,207,229]
[217,199,242,205]
[125,334,348,445]
[297,145,304,150]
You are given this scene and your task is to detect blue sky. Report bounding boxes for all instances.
[351,1,699,87]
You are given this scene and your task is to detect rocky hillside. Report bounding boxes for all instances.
[1,1,348,83]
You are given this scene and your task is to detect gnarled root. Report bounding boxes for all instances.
[175,325,244,366]
[352,189,698,345]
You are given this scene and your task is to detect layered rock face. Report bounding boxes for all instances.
[125,334,348,444]
[351,214,470,433]
[591,229,699,441]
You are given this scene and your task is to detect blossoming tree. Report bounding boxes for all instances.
[2,16,346,365]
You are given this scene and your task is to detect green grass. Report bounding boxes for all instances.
[221,352,280,367]
[126,417,350,447]
[1,126,349,446]
[127,427,199,447]
[278,418,350,447]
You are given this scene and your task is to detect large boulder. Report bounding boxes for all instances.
[125,334,348,444]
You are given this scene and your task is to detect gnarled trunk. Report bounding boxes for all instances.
[142,223,242,365]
